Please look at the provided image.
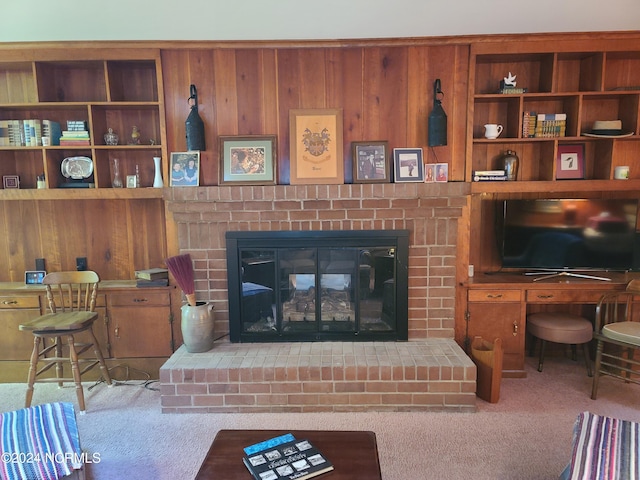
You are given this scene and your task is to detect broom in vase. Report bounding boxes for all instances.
[165,254,196,306]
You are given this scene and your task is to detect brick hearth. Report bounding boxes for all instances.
[159,339,476,413]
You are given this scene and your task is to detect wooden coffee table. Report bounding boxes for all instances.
[195,429,382,479]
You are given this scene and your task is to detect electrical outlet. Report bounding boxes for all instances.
[76,257,87,271]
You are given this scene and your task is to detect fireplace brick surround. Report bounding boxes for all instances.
[160,182,477,412]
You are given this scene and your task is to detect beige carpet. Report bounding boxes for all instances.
[1,355,638,480]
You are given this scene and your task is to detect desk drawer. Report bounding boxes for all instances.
[109,291,170,307]
[468,289,522,302]
[526,290,606,303]
[0,295,40,309]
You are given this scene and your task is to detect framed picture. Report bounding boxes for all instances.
[170,151,200,187]
[556,144,585,180]
[352,141,389,183]
[393,148,424,182]
[219,135,277,185]
[289,109,343,185]
[2,175,19,189]
[435,163,448,182]
[425,164,436,183]
[126,175,138,188]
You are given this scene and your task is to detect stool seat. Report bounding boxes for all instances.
[527,312,593,344]
[527,312,593,375]
[19,311,98,333]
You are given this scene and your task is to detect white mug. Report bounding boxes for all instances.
[484,124,503,139]
[614,166,630,180]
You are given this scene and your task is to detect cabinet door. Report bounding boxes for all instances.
[108,291,173,358]
[467,298,524,374]
[0,295,41,360]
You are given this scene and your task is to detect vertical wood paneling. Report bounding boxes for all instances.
[160,42,467,187]
[363,47,408,150]
[0,199,166,282]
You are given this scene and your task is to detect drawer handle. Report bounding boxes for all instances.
[513,321,519,336]
[536,294,554,299]
[115,327,120,338]
[486,294,503,299]
[2,300,18,305]
[132,298,149,303]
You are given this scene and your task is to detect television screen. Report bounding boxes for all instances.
[501,199,639,271]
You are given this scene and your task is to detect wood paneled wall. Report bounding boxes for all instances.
[161,43,469,185]
[0,199,167,282]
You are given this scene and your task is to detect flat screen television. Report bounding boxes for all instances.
[500,198,640,272]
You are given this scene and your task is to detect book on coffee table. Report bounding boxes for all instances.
[243,435,334,480]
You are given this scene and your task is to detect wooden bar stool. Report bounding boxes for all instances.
[19,271,112,413]
[527,312,593,376]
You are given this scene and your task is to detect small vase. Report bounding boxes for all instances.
[112,158,123,188]
[181,302,215,353]
[153,156,163,188]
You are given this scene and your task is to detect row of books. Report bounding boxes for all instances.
[0,119,67,146]
[522,112,567,138]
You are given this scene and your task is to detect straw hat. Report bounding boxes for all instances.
[584,120,633,138]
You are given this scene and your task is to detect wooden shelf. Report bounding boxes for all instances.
[0,187,164,201]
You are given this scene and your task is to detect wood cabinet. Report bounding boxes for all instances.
[107,290,174,358]
[0,49,167,197]
[466,37,640,194]
[0,282,177,382]
[0,293,41,360]
[465,288,525,376]
[462,274,631,377]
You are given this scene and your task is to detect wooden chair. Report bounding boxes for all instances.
[19,271,112,413]
[591,279,640,400]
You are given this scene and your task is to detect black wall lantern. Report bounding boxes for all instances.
[428,79,448,147]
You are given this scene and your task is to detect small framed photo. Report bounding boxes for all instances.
[556,144,585,180]
[2,175,19,189]
[352,141,389,183]
[425,164,436,183]
[170,151,200,187]
[219,135,277,185]
[393,148,424,182]
[289,109,343,185]
[126,175,138,188]
[435,163,448,182]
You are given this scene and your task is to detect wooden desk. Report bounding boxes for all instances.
[463,272,635,377]
[195,430,382,480]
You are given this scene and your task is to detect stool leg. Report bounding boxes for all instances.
[25,336,41,408]
[582,343,592,377]
[67,334,86,413]
[570,344,577,361]
[538,340,547,372]
[88,327,112,386]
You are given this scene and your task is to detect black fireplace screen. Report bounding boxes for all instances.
[226,230,409,342]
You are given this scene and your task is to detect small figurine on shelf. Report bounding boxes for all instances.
[104,128,119,145]
[130,126,141,145]
[498,72,527,94]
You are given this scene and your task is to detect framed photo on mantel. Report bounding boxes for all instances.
[289,109,344,185]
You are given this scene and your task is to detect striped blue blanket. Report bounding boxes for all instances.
[0,402,82,480]
[568,411,640,480]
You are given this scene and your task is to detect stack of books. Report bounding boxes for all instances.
[243,433,334,480]
[473,170,507,182]
[59,121,90,146]
[534,113,566,138]
[135,268,169,287]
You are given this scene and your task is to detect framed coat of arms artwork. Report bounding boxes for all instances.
[289,109,343,184]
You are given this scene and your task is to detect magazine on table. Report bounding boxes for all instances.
[243,434,334,480]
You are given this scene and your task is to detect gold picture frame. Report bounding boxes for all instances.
[289,109,343,185]
[352,141,390,183]
[219,135,277,185]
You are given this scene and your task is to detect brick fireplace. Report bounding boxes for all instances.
[160,182,477,412]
